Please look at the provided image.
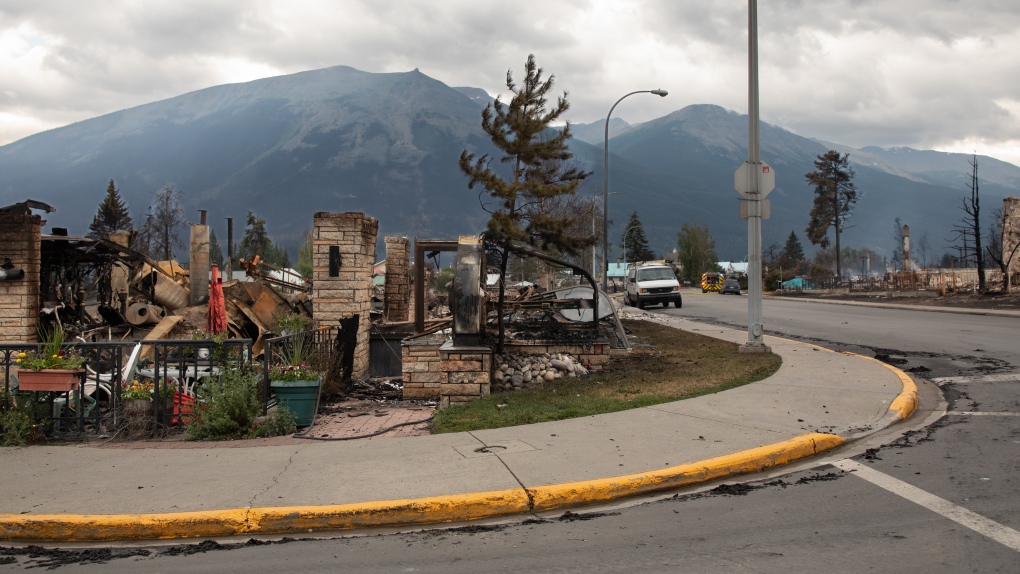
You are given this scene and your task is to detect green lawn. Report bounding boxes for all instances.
[431,318,782,433]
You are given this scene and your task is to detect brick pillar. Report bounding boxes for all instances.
[312,212,378,380]
[0,213,42,343]
[384,236,410,322]
[438,342,492,409]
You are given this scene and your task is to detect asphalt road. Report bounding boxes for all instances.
[4,292,1018,572]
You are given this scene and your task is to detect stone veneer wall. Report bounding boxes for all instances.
[383,236,410,322]
[438,343,491,408]
[312,212,378,380]
[0,212,42,343]
[502,340,612,370]
[401,335,444,399]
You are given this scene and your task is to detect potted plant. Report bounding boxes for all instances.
[269,362,320,428]
[14,326,86,392]
[120,380,155,415]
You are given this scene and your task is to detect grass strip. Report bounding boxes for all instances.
[432,318,782,434]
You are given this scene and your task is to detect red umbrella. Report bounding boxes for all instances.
[208,264,227,334]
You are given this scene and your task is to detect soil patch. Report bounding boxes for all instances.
[431,318,782,433]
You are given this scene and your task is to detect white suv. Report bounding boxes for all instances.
[624,264,683,309]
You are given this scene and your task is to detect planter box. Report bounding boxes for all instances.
[270,380,320,428]
[17,369,83,392]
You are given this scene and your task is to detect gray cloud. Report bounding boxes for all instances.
[1,0,1018,164]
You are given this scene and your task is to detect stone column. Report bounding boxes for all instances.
[189,223,210,306]
[1005,197,1020,278]
[312,212,378,380]
[383,236,410,322]
[0,212,42,343]
[438,342,492,409]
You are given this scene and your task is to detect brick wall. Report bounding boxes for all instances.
[438,343,491,408]
[0,213,42,343]
[383,236,410,322]
[401,335,444,399]
[401,337,494,406]
[312,212,378,380]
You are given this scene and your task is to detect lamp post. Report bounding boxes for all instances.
[603,89,668,292]
[621,222,642,270]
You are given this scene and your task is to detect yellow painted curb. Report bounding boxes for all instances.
[0,434,845,542]
[529,432,845,512]
[0,490,531,542]
[843,352,918,422]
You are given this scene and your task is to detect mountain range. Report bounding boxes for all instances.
[2,64,1018,264]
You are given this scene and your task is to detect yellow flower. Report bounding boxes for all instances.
[14,358,20,363]
[17,352,26,358]
[51,354,58,359]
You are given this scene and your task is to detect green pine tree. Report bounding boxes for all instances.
[805,150,859,279]
[621,211,655,262]
[781,230,804,264]
[87,180,133,239]
[296,232,313,278]
[209,229,224,268]
[459,54,591,350]
[238,210,272,263]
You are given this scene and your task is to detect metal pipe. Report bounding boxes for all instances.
[226,217,234,282]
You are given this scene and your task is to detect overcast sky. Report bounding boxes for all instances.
[2,0,1019,165]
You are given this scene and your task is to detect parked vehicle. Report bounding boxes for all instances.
[624,264,682,309]
[701,272,723,293]
[720,277,741,295]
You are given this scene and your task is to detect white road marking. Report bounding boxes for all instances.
[932,373,1020,385]
[834,459,1020,552]
[947,411,1020,417]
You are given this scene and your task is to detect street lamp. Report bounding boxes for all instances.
[603,89,668,292]
[621,222,642,270]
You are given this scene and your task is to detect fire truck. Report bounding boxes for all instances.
[701,272,723,293]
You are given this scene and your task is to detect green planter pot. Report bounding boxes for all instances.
[270,380,320,428]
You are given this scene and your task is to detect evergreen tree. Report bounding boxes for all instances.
[781,230,804,264]
[209,229,224,268]
[621,211,655,262]
[238,210,272,263]
[296,232,313,278]
[805,150,859,279]
[459,54,591,350]
[87,180,133,239]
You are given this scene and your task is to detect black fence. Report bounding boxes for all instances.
[1,337,252,438]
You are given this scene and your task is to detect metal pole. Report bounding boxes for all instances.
[225,217,234,282]
[743,0,769,352]
[603,89,667,293]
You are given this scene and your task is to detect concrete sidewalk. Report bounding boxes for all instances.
[0,314,917,542]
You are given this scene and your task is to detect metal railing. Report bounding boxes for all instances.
[1,337,252,437]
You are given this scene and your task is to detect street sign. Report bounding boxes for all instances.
[734,161,775,198]
[739,198,770,220]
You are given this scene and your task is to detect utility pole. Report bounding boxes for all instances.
[737,0,771,354]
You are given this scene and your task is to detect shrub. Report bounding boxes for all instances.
[252,406,297,438]
[0,393,40,447]
[186,367,262,441]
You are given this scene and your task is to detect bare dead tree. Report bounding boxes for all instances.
[136,185,185,261]
[948,155,986,292]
